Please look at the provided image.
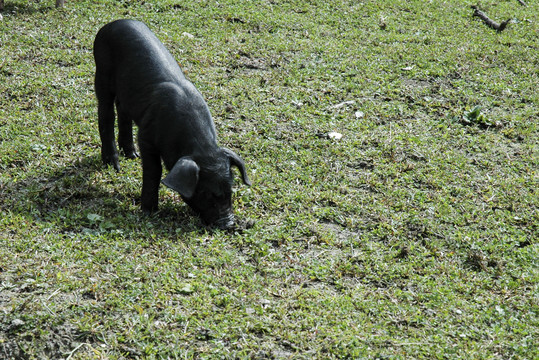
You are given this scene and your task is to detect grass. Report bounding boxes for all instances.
[0,0,538,358]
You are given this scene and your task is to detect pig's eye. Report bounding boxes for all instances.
[212,192,224,200]
[212,190,230,202]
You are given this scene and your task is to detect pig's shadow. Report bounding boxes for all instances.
[0,155,202,234]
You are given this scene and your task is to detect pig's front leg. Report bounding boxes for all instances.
[140,146,162,214]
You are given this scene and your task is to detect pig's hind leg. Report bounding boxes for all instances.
[116,100,139,159]
[95,70,120,171]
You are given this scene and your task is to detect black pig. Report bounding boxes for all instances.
[93,19,251,229]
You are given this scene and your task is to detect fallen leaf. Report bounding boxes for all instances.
[328,131,343,140]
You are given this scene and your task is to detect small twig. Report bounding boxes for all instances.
[41,300,56,315]
[516,0,527,6]
[46,288,61,301]
[471,6,511,32]
[66,343,90,360]
[313,249,327,258]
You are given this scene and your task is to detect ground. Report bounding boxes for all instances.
[0,0,537,359]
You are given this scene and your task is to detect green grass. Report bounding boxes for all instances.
[1,0,538,358]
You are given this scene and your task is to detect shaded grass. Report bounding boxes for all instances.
[1,0,538,358]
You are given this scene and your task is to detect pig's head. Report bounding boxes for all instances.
[162,148,251,229]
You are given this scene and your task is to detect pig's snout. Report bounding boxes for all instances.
[214,213,235,230]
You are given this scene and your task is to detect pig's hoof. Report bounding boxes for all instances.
[121,148,139,159]
[141,204,158,216]
[102,155,120,171]
[125,151,139,159]
[105,161,120,171]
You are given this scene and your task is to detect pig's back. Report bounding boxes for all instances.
[94,19,185,86]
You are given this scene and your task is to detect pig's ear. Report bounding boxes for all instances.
[222,148,251,186]
[162,157,200,199]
